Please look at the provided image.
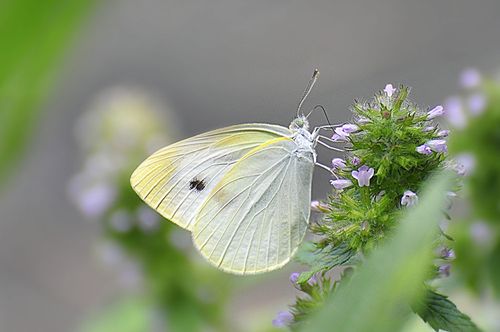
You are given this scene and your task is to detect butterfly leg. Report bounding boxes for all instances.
[316,139,344,152]
[315,162,335,175]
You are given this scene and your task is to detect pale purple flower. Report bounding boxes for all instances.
[110,209,133,233]
[98,242,124,266]
[331,134,341,141]
[426,139,448,153]
[341,124,359,133]
[467,93,486,115]
[423,126,435,132]
[437,129,450,137]
[119,261,143,289]
[289,272,300,284]
[427,105,444,120]
[332,158,347,170]
[416,144,432,155]
[73,183,117,218]
[357,116,371,124]
[360,221,370,232]
[331,131,348,142]
[137,205,160,232]
[310,200,320,212]
[445,191,457,209]
[470,221,493,246]
[438,264,451,278]
[401,190,418,207]
[334,127,349,138]
[446,191,457,198]
[460,68,481,89]
[273,311,294,328]
[384,84,396,97]
[311,200,329,212]
[332,124,359,142]
[439,247,456,260]
[375,190,386,202]
[308,274,318,286]
[454,153,476,176]
[330,179,353,190]
[444,97,467,129]
[352,165,375,187]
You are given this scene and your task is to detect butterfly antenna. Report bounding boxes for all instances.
[297,69,320,117]
[306,104,334,132]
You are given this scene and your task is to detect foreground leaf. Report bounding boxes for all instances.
[0,0,96,183]
[300,172,451,332]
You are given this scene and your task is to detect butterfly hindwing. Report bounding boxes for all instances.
[192,137,314,274]
[130,124,291,231]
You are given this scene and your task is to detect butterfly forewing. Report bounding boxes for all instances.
[192,137,314,274]
[130,124,291,231]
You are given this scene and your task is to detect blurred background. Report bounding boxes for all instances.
[1,1,500,331]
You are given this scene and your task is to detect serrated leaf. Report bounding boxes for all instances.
[295,242,356,283]
[414,289,481,332]
[301,172,452,332]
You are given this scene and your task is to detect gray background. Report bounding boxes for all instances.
[1,0,499,331]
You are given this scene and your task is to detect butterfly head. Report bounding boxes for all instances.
[289,115,310,133]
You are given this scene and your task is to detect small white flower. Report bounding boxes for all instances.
[330,179,353,190]
[384,84,396,97]
[310,200,329,212]
[453,153,476,176]
[401,190,418,207]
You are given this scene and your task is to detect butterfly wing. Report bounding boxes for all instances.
[130,124,291,231]
[192,137,314,274]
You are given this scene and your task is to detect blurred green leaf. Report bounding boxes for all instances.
[0,0,96,183]
[414,289,481,332]
[300,172,451,332]
[79,298,150,332]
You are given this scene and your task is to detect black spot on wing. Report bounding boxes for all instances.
[189,178,206,191]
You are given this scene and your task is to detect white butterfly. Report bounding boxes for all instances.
[130,70,337,274]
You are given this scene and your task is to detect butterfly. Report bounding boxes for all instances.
[130,70,337,274]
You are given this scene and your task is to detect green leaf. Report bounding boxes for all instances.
[79,298,150,332]
[294,242,355,283]
[414,289,481,332]
[0,0,96,183]
[300,172,452,332]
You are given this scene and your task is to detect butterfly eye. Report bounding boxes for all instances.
[289,116,309,132]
